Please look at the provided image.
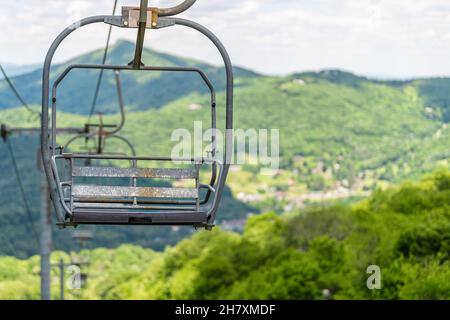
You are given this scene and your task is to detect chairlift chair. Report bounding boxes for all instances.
[41,0,233,230]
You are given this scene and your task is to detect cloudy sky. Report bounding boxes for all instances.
[1,0,450,78]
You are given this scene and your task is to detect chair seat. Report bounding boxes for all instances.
[72,185,199,199]
[72,166,198,179]
[65,163,205,226]
[71,210,208,225]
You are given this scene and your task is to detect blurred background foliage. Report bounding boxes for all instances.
[0,169,448,300]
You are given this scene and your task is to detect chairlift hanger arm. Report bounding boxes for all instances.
[131,0,148,68]
[126,0,197,68]
[52,64,216,106]
[64,133,137,157]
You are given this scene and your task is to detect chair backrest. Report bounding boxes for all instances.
[70,165,200,210]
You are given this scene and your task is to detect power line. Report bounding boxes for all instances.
[5,139,40,245]
[88,0,119,122]
[0,233,19,257]
[0,64,40,118]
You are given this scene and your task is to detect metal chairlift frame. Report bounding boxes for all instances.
[64,70,136,157]
[41,0,233,230]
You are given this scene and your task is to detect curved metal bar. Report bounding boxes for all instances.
[65,133,136,157]
[132,0,149,68]
[170,18,233,228]
[201,98,218,205]
[52,63,218,204]
[50,156,73,216]
[103,71,126,135]
[158,0,197,17]
[42,16,111,223]
[64,133,95,151]
[52,64,216,105]
[41,16,110,224]
[104,134,137,157]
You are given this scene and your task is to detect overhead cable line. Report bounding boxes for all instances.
[87,0,119,122]
[0,233,19,257]
[5,139,40,245]
[0,64,40,118]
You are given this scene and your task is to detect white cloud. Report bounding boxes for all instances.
[1,0,450,78]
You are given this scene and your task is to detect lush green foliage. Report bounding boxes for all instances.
[0,170,448,300]
[1,43,450,259]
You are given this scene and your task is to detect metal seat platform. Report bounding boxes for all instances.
[51,153,221,227]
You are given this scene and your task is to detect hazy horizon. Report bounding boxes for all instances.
[2,0,450,79]
[3,38,450,81]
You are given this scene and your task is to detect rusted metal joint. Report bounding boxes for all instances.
[151,9,159,28]
[122,6,159,29]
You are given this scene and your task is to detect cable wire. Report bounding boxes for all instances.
[5,139,40,245]
[0,233,19,257]
[0,64,40,118]
[87,0,119,122]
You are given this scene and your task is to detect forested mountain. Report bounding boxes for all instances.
[0,40,258,113]
[1,41,449,257]
[1,170,449,300]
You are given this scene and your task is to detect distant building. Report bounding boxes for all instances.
[221,219,248,232]
[188,103,202,111]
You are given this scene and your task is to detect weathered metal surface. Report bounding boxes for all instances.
[74,202,197,211]
[121,0,197,26]
[72,211,207,225]
[72,166,197,179]
[122,6,154,28]
[72,185,198,199]
[73,197,197,205]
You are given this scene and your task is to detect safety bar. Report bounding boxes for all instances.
[64,133,137,156]
[52,63,218,204]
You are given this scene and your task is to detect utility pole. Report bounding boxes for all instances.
[52,256,90,300]
[51,258,68,300]
[59,258,65,300]
[57,258,65,301]
[1,124,85,300]
[38,149,51,300]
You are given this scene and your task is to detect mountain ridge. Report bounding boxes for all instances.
[1,40,450,257]
[0,39,259,113]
